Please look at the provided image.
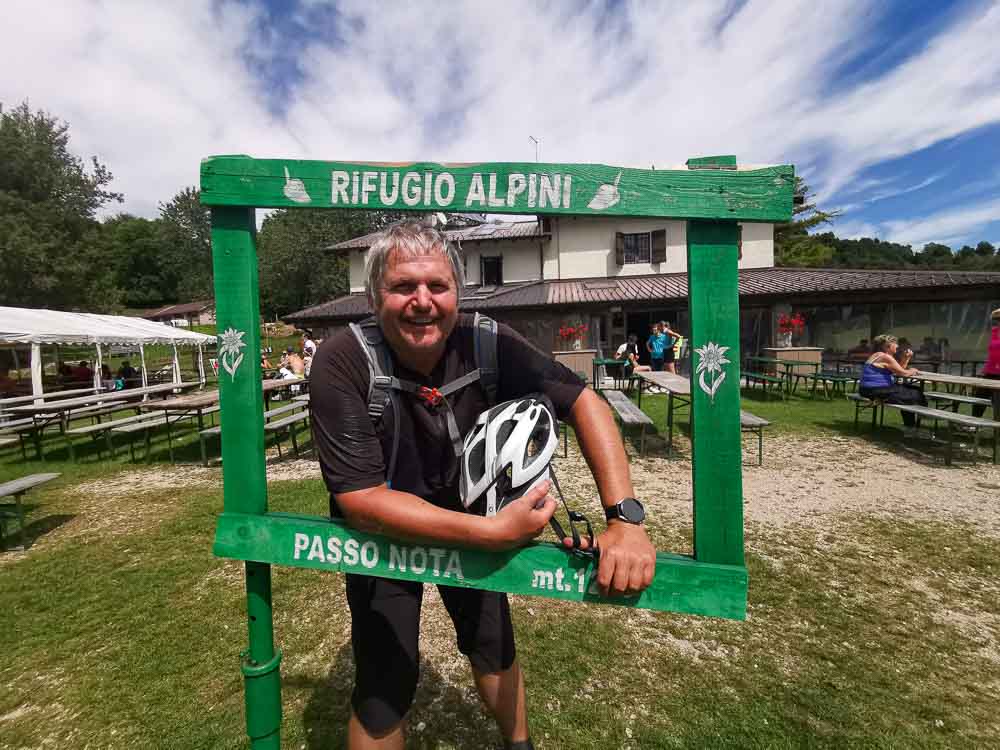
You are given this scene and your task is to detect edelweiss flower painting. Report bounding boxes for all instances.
[694,341,730,403]
[219,327,247,381]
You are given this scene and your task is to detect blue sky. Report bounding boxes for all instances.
[3,0,999,250]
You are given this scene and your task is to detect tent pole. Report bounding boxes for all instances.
[31,343,43,404]
[12,347,21,383]
[95,343,103,391]
[172,344,181,384]
[139,344,148,398]
[197,344,206,385]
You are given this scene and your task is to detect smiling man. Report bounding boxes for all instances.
[310,221,655,750]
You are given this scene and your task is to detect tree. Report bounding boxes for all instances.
[779,234,835,267]
[257,209,407,319]
[975,241,996,257]
[0,101,123,309]
[159,187,213,300]
[97,214,179,307]
[773,176,840,266]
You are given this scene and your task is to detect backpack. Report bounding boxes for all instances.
[348,313,499,483]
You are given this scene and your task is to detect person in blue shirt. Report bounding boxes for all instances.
[659,321,682,374]
[646,323,668,371]
[858,334,926,435]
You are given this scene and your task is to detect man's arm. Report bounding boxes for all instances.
[336,481,557,552]
[566,388,656,597]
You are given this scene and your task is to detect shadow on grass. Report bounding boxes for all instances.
[296,642,502,750]
[2,511,77,550]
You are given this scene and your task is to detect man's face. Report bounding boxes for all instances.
[375,250,459,365]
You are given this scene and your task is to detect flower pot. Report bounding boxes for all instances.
[777,331,793,348]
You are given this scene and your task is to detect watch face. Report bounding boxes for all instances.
[620,498,644,523]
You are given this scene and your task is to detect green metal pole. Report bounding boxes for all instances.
[686,220,744,567]
[210,205,282,749]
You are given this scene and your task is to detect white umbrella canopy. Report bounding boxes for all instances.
[0,306,216,346]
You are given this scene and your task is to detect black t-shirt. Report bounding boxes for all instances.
[311,314,586,515]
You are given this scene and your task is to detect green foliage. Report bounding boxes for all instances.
[158,186,213,300]
[0,102,123,310]
[257,208,407,318]
[773,177,839,265]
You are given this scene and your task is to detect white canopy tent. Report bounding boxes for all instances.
[0,306,216,400]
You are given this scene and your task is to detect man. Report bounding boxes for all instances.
[280,348,305,377]
[646,323,667,372]
[117,360,139,388]
[301,330,318,358]
[311,222,656,750]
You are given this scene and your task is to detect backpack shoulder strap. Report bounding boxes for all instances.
[473,312,499,406]
[348,316,395,421]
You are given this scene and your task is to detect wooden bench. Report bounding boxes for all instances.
[740,410,770,466]
[603,389,654,456]
[848,393,885,429]
[265,410,311,458]
[744,372,785,399]
[802,372,857,399]
[924,391,991,413]
[0,473,60,550]
[199,402,310,465]
[884,403,1000,465]
[64,412,159,462]
[110,413,193,463]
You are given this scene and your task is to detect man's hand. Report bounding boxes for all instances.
[565,522,656,597]
[490,480,557,550]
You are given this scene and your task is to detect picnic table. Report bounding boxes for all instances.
[143,379,307,430]
[745,356,819,393]
[909,370,1000,415]
[592,358,626,389]
[0,386,106,409]
[1,472,60,549]
[636,371,691,454]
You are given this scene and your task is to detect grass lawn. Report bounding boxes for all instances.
[1,386,998,748]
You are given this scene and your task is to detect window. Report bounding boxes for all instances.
[482,256,503,286]
[623,232,651,264]
[615,229,667,265]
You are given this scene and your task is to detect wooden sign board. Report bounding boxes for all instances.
[201,156,794,222]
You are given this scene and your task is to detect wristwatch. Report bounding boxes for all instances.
[604,497,645,525]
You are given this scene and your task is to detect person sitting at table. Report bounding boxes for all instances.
[117,361,139,388]
[847,339,870,361]
[917,336,940,361]
[280,348,306,378]
[0,366,17,396]
[972,308,1000,419]
[894,338,913,365]
[261,353,274,371]
[859,334,927,435]
[73,360,94,383]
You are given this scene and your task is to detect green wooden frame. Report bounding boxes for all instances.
[202,155,794,748]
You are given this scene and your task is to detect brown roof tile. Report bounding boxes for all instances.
[286,267,1000,323]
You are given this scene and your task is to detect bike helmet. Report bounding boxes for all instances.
[460,395,559,517]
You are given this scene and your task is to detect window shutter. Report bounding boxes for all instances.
[651,229,667,264]
[615,232,625,266]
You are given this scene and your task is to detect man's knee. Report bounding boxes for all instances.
[352,683,417,737]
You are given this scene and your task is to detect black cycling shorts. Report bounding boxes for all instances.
[345,573,516,734]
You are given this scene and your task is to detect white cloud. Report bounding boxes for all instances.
[881,197,1000,248]
[2,0,999,248]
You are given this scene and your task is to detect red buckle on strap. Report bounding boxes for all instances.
[417,386,444,407]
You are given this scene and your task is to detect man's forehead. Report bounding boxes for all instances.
[384,250,453,277]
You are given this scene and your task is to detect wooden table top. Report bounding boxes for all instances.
[6,393,127,414]
[0,387,106,408]
[0,472,61,497]
[911,371,1000,390]
[143,379,306,411]
[636,371,691,395]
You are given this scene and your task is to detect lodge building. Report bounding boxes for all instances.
[286,216,1000,369]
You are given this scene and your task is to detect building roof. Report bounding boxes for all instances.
[142,300,214,319]
[286,267,1000,323]
[328,220,547,250]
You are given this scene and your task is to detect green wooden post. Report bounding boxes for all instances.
[686,220,744,566]
[210,205,282,749]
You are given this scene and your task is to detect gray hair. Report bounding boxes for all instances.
[364,221,465,308]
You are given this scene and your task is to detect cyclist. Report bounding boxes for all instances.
[311,221,655,750]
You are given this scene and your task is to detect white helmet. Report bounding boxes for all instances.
[460,395,559,517]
